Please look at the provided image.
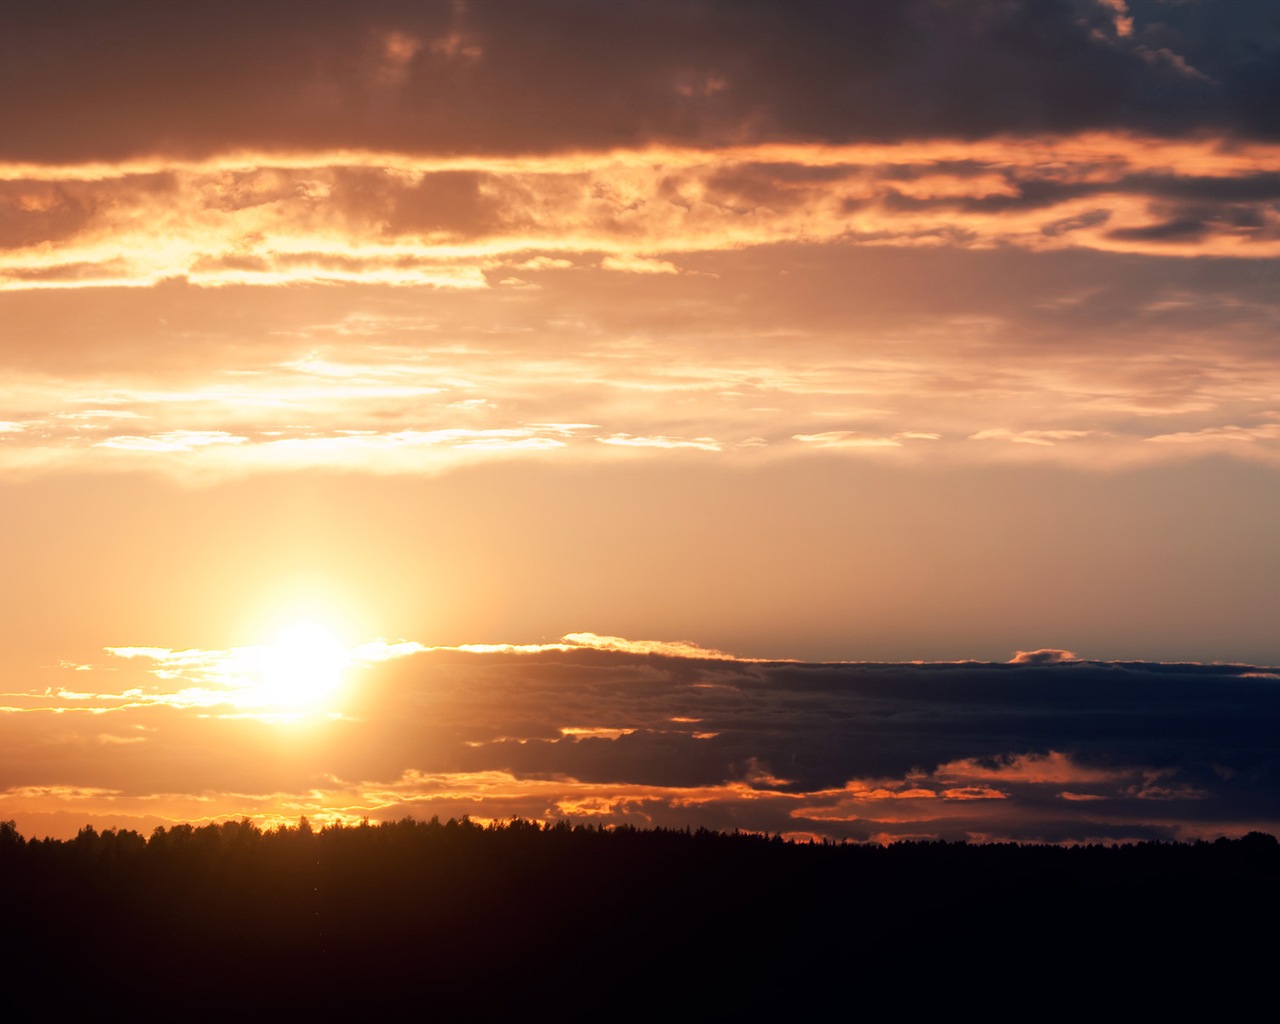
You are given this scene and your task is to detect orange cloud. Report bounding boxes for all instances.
[5,134,1280,294]
[1008,650,1079,666]
[933,751,1116,786]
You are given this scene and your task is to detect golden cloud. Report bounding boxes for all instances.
[5,134,1280,292]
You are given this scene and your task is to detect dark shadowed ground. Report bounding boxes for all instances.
[2,817,1276,1018]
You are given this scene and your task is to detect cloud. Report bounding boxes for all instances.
[558,632,743,661]
[1008,649,1079,665]
[3,642,1278,843]
[969,429,1095,447]
[793,430,941,449]
[600,256,680,276]
[6,0,1279,166]
[1146,423,1280,445]
[2,228,1280,482]
[7,136,1280,299]
[595,434,722,452]
[96,430,248,452]
[934,751,1113,785]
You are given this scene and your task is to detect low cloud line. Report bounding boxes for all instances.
[2,639,1276,844]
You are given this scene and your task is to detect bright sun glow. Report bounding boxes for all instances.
[249,622,350,707]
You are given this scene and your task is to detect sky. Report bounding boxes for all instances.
[1,0,1278,842]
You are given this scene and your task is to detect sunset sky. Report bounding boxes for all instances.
[2,0,1278,843]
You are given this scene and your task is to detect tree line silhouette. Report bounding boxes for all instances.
[2,817,1275,1017]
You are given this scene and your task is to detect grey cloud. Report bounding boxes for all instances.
[1,1,1275,163]
[289,650,1280,835]
[1105,198,1280,245]
[1041,209,1112,237]
[4,644,1279,842]
[1108,216,1212,242]
[1126,171,1280,203]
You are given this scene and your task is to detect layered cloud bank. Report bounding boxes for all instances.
[1,1,1279,476]
[4,640,1277,844]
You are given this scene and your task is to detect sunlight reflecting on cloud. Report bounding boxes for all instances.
[96,630,423,714]
[6,135,1280,295]
[4,642,1274,843]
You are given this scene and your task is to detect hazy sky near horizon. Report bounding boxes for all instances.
[2,0,1278,840]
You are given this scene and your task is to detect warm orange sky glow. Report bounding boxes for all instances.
[2,0,1278,843]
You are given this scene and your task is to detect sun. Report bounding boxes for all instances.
[251,622,350,707]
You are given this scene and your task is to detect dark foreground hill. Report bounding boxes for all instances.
[2,817,1276,1018]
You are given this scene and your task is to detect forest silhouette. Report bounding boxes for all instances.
[2,817,1275,1016]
